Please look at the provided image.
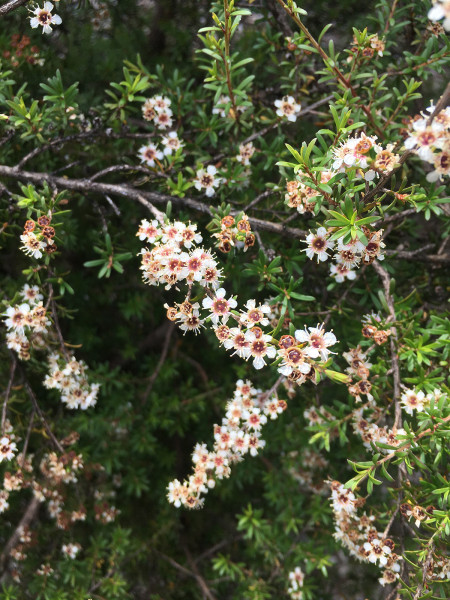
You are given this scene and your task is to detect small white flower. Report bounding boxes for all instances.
[304,227,334,262]
[274,96,301,122]
[194,165,222,197]
[138,143,164,167]
[30,2,62,34]
[161,131,183,155]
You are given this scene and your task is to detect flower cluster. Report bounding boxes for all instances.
[304,226,385,272]
[138,132,184,166]
[405,103,450,182]
[285,172,333,215]
[236,142,255,166]
[212,214,255,253]
[20,214,56,259]
[330,481,402,587]
[347,32,386,61]
[43,353,100,410]
[141,95,173,129]
[332,133,400,182]
[274,96,301,122]
[287,566,305,599]
[167,380,287,508]
[3,286,50,360]
[400,387,445,416]
[29,2,62,35]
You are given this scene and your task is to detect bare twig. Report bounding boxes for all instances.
[1,354,16,434]
[23,381,64,453]
[0,0,27,17]
[0,165,306,238]
[373,262,401,428]
[141,322,175,403]
[0,496,41,572]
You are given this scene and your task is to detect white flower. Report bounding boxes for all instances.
[194,165,222,197]
[274,96,301,122]
[295,323,337,361]
[304,227,334,262]
[161,131,183,155]
[30,2,62,34]
[0,436,17,462]
[138,143,164,167]
[20,232,47,259]
[20,284,43,305]
[62,543,81,559]
[202,288,237,325]
[3,304,31,333]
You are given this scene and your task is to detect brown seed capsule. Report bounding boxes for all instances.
[37,214,52,227]
[42,225,55,238]
[373,330,390,345]
[219,241,232,253]
[245,233,255,247]
[221,215,235,228]
[24,220,35,232]
[362,324,377,338]
[279,335,295,349]
[165,306,178,321]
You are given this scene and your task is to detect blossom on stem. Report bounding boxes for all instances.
[30,2,62,34]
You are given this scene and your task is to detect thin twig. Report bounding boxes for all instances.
[141,323,175,403]
[1,354,16,434]
[0,496,41,572]
[373,262,401,428]
[0,165,306,238]
[23,381,64,453]
[0,0,27,17]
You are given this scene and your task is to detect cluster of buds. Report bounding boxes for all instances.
[404,103,450,183]
[2,34,43,68]
[212,214,255,253]
[361,313,392,345]
[20,214,56,259]
[347,32,386,61]
[167,380,287,508]
[3,284,50,360]
[304,226,386,274]
[330,481,402,587]
[287,566,305,599]
[285,171,333,215]
[400,387,445,416]
[43,353,100,410]
[141,94,173,129]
